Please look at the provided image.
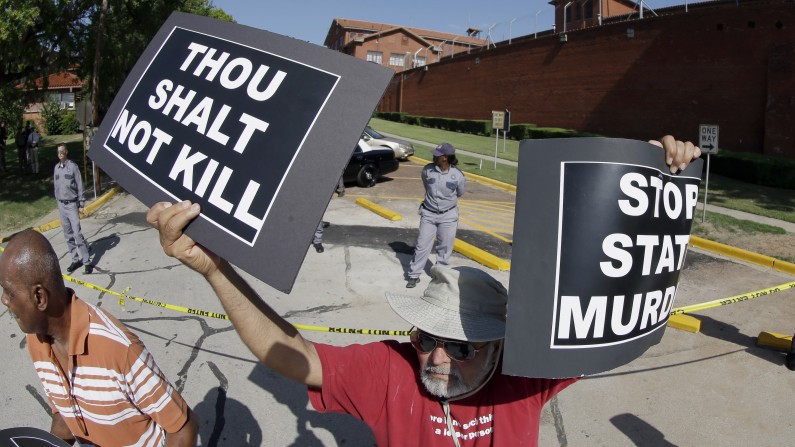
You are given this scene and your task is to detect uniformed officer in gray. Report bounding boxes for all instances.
[54,144,92,274]
[406,142,466,288]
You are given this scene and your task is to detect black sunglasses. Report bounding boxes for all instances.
[410,330,483,362]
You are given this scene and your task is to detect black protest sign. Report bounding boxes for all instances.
[504,138,703,378]
[89,13,393,292]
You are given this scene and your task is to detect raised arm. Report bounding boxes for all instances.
[146,201,323,387]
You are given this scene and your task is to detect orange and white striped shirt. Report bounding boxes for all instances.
[28,293,190,446]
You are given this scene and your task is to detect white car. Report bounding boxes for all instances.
[362,126,415,161]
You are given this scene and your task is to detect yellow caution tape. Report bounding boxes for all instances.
[66,273,405,333]
[5,230,794,334]
[293,324,411,337]
[671,280,795,315]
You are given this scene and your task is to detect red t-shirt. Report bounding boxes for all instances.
[308,340,578,446]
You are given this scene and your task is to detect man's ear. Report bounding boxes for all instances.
[32,284,49,312]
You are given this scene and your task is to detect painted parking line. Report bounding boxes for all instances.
[459,200,515,243]
[347,193,516,243]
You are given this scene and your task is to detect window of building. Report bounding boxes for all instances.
[389,53,405,67]
[366,51,383,64]
[414,56,426,67]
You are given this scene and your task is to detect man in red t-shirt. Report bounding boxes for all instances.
[146,136,699,446]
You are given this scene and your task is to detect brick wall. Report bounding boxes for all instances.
[382,0,795,158]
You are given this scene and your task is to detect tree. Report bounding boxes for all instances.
[0,0,92,90]
[0,0,233,125]
[40,96,66,135]
[79,0,234,122]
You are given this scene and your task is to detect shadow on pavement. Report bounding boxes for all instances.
[247,363,376,446]
[610,413,679,446]
[696,314,785,366]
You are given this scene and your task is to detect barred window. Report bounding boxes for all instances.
[366,51,383,64]
[389,53,405,67]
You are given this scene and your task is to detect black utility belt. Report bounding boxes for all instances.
[59,199,78,204]
[422,203,456,214]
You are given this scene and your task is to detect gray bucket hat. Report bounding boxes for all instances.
[386,265,507,342]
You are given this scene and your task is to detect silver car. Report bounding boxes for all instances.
[362,126,415,161]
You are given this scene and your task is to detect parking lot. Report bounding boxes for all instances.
[2,158,795,446]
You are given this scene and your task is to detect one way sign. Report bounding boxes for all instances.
[699,124,719,154]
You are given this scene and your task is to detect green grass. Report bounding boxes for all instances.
[699,174,795,223]
[412,145,518,185]
[0,134,86,234]
[691,211,786,239]
[371,117,521,162]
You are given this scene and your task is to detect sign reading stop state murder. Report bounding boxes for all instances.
[89,13,393,292]
[504,138,703,378]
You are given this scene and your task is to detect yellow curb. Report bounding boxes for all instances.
[756,331,792,351]
[667,314,701,333]
[453,238,511,271]
[464,171,517,192]
[355,198,402,221]
[85,185,122,214]
[408,156,517,192]
[690,235,795,275]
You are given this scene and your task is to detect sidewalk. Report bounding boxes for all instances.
[696,202,795,233]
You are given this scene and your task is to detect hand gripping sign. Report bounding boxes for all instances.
[89,13,393,292]
[504,138,703,378]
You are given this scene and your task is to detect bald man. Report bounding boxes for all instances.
[0,230,197,447]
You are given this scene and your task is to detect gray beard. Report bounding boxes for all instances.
[420,343,497,399]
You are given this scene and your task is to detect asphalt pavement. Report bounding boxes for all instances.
[2,160,795,446]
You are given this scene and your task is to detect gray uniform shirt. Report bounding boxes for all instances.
[421,163,466,212]
[54,159,85,207]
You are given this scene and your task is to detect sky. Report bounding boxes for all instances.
[211,0,694,46]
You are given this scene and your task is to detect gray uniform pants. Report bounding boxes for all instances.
[58,202,90,265]
[313,221,324,244]
[408,207,458,278]
[28,146,39,174]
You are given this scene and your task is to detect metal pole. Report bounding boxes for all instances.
[502,130,507,153]
[564,2,573,33]
[702,153,711,223]
[599,0,603,25]
[494,132,499,169]
[82,99,88,189]
[509,17,517,44]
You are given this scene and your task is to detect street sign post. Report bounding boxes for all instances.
[492,109,511,165]
[502,109,510,153]
[699,125,719,154]
[492,110,506,169]
[699,124,719,222]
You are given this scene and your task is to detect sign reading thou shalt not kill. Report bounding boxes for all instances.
[504,138,703,378]
[89,12,393,293]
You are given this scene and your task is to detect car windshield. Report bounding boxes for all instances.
[365,127,385,139]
